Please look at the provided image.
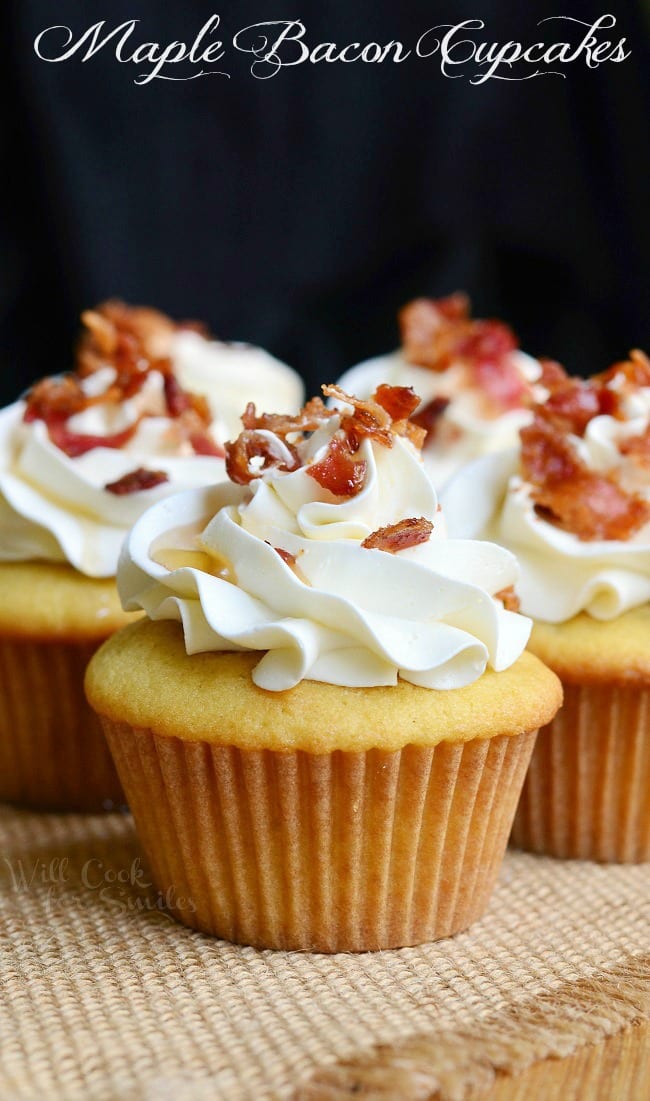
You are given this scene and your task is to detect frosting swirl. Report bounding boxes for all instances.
[118,387,531,691]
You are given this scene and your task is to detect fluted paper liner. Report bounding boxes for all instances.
[102,721,537,951]
[0,638,124,812]
[512,683,650,863]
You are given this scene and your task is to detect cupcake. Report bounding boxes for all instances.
[0,301,303,811]
[336,293,558,488]
[442,351,650,862]
[86,384,561,950]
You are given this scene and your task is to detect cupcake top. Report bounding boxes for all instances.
[335,293,552,487]
[118,383,531,692]
[0,301,303,578]
[441,351,650,624]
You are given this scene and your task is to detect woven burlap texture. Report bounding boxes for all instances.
[0,806,648,1101]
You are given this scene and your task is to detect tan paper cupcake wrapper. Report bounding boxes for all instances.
[102,721,537,951]
[512,682,650,863]
[0,638,125,812]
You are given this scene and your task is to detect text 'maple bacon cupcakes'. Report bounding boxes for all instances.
[442,351,650,862]
[86,383,561,951]
[0,300,303,811]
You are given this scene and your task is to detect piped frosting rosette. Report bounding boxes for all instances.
[118,384,531,692]
[335,293,552,488]
[0,301,303,578]
[441,351,650,622]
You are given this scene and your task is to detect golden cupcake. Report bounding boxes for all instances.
[0,301,303,811]
[443,351,650,862]
[86,385,561,950]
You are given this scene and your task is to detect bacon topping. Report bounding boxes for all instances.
[273,546,297,568]
[538,379,603,436]
[398,294,527,413]
[361,517,433,553]
[24,376,86,422]
[240,397,335,436]
[307,435,367,497]
[538,358,569,390]
[373,384,420,422]
[23,301,218,460]
[187,430,225,458]
[226,384,429,498]
[595,349,650,390]
[619,427,650,466]
[225,431,300,485]
[47,421,140,459]
[520,417,650,541]
[104,467,169,495]
[410,396,451,440]
[323,384,394,449]
[494,586,521,613]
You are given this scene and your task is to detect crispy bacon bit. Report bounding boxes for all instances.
[398,294,529,413]
[473,349,527,410]
[373,384,420,422]
[24,376,86,422]
[22,301,219,459]
[361,517,433,553]
[226,384,429,497]
[323,384,394,449]
[164,373,192,417]
[538,379,602,436]
[47,420,140,459]
[104,467,169,495]
[538,358,569,390]
[535,373,627,435]
[399,295,469,369]
[240,397,334,436]
[410,396,451,440]
[495,586,521,613]
[595,349,650,390]
[521,417,650,541]
[620,427,650,465]
[225,430,300,485]
[273,546,297,568]
[306,435,367,497]
[77,301,176,379]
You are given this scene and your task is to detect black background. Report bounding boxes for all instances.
[2,1,649,405]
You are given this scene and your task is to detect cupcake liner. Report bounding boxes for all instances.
[102,720,538,951]
[511,682,650,863]
[0,637,125,812]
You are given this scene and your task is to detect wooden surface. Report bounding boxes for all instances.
[479,1021,650,1101]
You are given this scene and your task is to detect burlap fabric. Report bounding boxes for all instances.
[0,806,648,1100]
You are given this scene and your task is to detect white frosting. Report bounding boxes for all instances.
[0,337,304,579]
[441,410,650,624]
[118,414,530,691]
[172,331,305,440]
[336,350,542,489]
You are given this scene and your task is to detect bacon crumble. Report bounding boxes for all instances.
[494,586,521,613]
[361,517,434,553]
[23,301,218,460]
[225,430,300,485]
[410,395,451,441]
[398,294,527,413]
[273,546,297,568]
[227,384,427,498]
[104,467,170,495]
[520,416,650,542]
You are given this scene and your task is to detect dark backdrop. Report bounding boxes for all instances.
[2,1,649,404]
